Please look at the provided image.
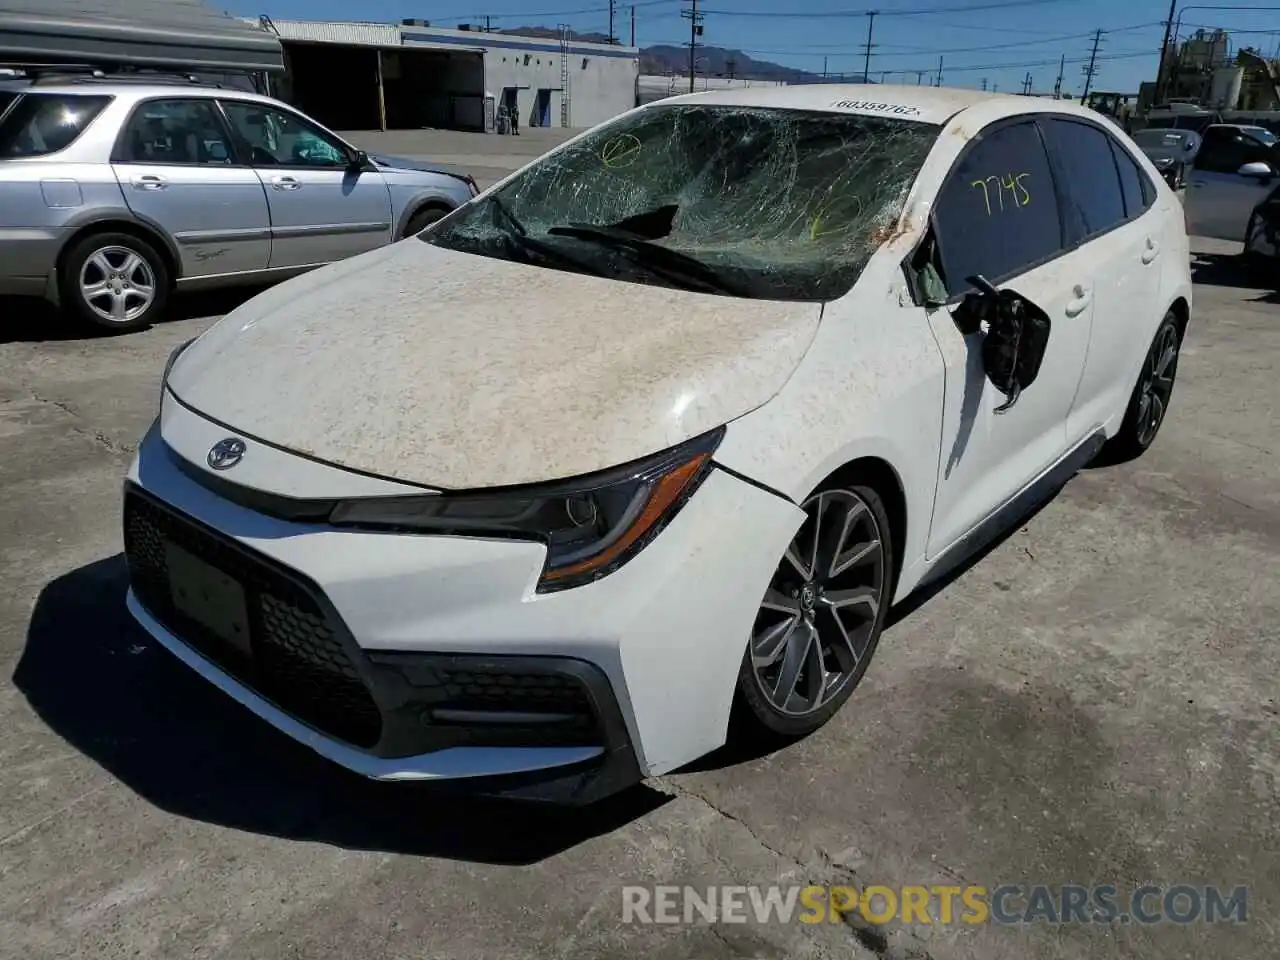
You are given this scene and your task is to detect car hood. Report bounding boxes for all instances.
[370,152,463,177]
[166,240,823,490]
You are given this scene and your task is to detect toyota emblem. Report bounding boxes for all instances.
[207,437,246,471]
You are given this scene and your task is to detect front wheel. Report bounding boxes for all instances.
[1102,311,1181,462]
[403,205,450,238]
[733,482,895,741]
[59,232,169,333]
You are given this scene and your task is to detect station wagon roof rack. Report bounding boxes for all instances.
[0,63,223,88]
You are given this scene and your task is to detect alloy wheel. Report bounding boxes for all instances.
[79,245,157,324]
[1135,322,1179,448]
[750,489,886,717]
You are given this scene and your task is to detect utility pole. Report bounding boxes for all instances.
[823,55,828,79]
[936,55,943,87]
[1022,71,1033,94]
[981,77,988,91]
[608,0,616,43]
[483,14,492,32]
[1155,0,1177,103]
[916,69,925,85]
[1053,53,1065,98]
[682,0,704,93]
[1081,28,1104,102]
[727,55,737,79]
[862,11,878,83]
[630,5,636,46]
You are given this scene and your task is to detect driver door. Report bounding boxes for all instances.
[922,118,1092,558]
[1185,126,1278,241]
[219,100,393,268]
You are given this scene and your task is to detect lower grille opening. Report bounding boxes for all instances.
[123,489,383,749]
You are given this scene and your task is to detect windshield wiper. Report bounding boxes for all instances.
[478,196,610,277]
[546,222,739,295]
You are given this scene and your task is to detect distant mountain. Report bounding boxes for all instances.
[498,27,836,84]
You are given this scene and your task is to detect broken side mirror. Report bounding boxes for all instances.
[960,275,1053,414]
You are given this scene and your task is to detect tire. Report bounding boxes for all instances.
[59,231,169,333]
[733,480,895,741]
[1102,311,1182,463]
[403,205,450,238]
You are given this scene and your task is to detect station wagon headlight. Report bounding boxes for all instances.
[328,427,724,592]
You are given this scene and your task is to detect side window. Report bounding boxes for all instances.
[118,99,233,165]
[1109,138,1152,218]
[221,101,349,168]
[1042,119,1126,241]
[932,121,1063,297]
[0,93,112,158]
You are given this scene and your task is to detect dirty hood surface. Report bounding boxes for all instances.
[167,240,822,490]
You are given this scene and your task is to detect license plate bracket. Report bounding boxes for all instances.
[165,542,252,658]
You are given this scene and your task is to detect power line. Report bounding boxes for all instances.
[697,0,1076,18]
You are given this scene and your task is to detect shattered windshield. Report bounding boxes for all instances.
[421,103,940,301]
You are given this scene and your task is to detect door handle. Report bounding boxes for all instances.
[1065,285,1091,317]
[131,175,167,191]
[1141,236,1160,264]
[270,175,300,191]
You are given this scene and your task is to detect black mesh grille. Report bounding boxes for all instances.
[439,670,593,714]
[123,490,382,748]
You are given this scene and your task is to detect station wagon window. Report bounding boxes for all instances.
[117,99,234,165]
[220,101,349,167]
[1041,119,1126,241]
[0,93,111,158]
[930,120,1062,297]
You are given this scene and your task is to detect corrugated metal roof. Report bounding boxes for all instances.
[255,19,401,48]
[0,0,284,72]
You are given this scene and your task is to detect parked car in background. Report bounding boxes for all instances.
[1184,122,1280,241]
[1242,182,1280,282]
[0,73,477,331]
[1129,127,1200,188]
[122,86,1192,804]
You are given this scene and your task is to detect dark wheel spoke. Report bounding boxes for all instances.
[751,487,887,718]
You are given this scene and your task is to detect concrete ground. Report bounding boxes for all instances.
[0,162,1276,957]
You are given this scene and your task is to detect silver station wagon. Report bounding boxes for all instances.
[0,73,478,331]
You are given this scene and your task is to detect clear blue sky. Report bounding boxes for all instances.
[218,0,1280,96]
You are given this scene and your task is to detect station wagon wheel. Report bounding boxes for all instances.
[734,482,894,740]
[1102,310,1182,462]
[404,204,451,238]
[59,231,170,334]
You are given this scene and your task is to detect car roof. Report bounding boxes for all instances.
[646,82,1104,126]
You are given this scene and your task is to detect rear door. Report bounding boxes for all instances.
[111,97,271,277]
[1040,117,1165,438]
[924,118,1093,557]
[219,100,393,268]
[1185,126,1278,241]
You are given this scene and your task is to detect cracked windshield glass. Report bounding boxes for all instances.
[421,104,940,301]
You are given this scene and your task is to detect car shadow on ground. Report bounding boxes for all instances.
[12,555,670,864]
[1189,251,1280,301]
[0,286,270,344]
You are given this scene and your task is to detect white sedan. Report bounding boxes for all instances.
[124,85,1193,803]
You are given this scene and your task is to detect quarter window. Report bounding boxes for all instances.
[221,101,350,167]
[932,121,1063,297]
[1109,138,1153,218]
[1042,119,1126,240]
[0,93,111,158]
[118,99,234,165]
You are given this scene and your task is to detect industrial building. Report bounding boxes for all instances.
[254,18,639,133]
[0,3,640,134]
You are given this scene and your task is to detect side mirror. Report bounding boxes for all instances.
[1238,161,1274,179]
[961,275,1053,414]
[348,148,372,170]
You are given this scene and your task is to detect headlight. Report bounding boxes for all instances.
[328,427,724,592]
[160,336,196,404]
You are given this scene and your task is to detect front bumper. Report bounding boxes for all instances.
[124,414,802,801]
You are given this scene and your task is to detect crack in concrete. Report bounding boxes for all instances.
[652,778,798,868]
[25,386,135,456]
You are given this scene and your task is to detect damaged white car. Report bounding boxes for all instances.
[124,85,1192,803]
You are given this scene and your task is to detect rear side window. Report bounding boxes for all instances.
[0,93,111,158]
[1042,119,1126,241]
[932,120,1063,297]
[1110,139,1153,218]
[117,98,235,165]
